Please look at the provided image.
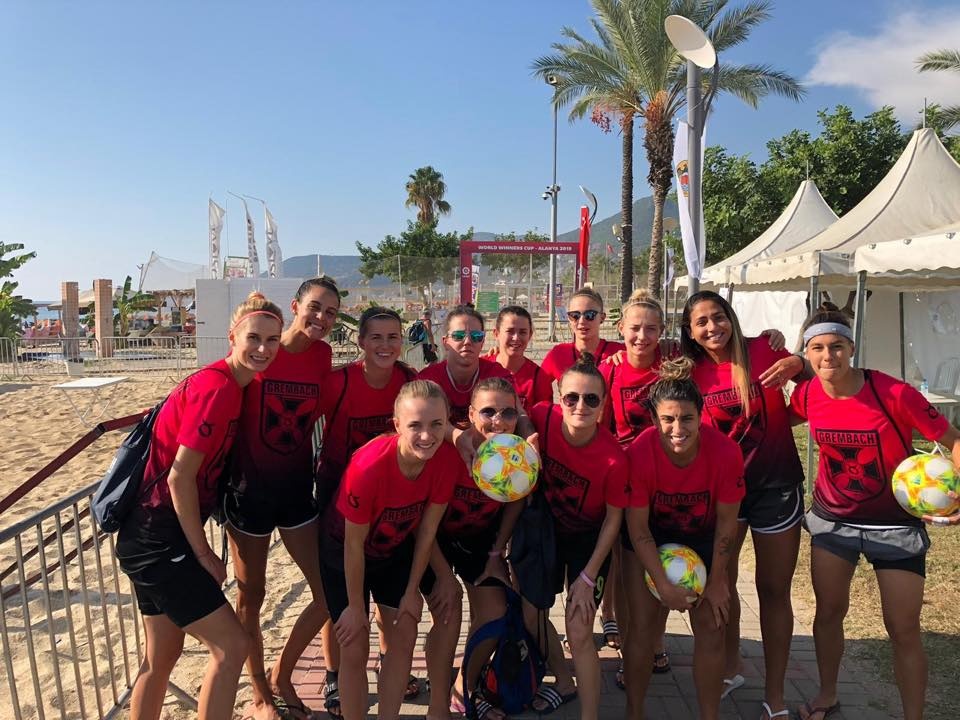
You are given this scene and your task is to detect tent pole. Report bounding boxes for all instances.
[898,292,905,380]
[804,273,820,495]
[852,270,868,368]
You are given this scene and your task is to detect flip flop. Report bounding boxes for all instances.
[531,685,577,715]
[721,673,745,699]
[601,619,621,649]
[798,700,841,720]
[323,675,341,719]
[273,695,320,720]
[761,701,790,719]
[469,691,505,720]
[652,651,671,674]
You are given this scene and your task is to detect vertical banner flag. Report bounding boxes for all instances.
[673,120,705,281]
[663,247,675,293]
[243,200,260,278]
[471,264,480,302]
[577,205,591,288]
[208,199,225,279]
[265,206,283,278]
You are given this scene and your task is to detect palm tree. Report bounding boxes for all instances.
[114,275,156,337]
[534,0,803,300]
[405,166,452,225]
[917,49,960,131]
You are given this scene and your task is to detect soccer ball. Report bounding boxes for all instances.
[891,452,960,518]
[644,543,707,603]
[472,433,540,503]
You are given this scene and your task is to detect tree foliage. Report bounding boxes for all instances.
[114,275,156,336]
[404,166,452,225]
[483,230,550,279]
[0,242,37,340]
[917,49,960,132]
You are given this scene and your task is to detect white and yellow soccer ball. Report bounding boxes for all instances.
[644,543,708,603]
[472,433,540,503]
[891,452,960,518]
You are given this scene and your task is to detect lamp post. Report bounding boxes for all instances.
[544,74,561,341]
[664,16,718,296]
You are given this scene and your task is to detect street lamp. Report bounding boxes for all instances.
[664,15,718,296]
[544,74,561,341]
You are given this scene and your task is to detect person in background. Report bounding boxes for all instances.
[420,308,439,365]
[487,305,553,410]
[540,287,624,386]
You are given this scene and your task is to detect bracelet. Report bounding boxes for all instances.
[578,570,596,588]
[488,549,504,557]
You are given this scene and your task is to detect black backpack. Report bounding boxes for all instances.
[92,398,168,532]
[407,320,427,344]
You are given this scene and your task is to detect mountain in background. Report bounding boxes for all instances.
[280,194,679,282]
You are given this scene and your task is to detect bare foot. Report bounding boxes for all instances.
[250,698,283,720]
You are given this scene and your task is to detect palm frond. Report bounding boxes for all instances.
[715,62,805,108]
[707,1,771,52]
[916,49,960,73]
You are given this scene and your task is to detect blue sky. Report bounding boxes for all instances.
[4,0,959,300]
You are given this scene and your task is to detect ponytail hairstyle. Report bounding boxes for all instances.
[229,291,285,335]
[295,276,341,305]
[559,351,606,397]
[471,376,518,404]
[646,356,704,415]
[393,379,450,417]
[620,288,665,329]
[358,306,402,340]
[445,304,485,333]
[680,290,751,416]
[567,286,604,312]
[495,305,533,330]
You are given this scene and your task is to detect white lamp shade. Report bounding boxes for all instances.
[665,15,716,69]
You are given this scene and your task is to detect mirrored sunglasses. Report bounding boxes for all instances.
[448,329,485,343]
[475,406,520,422]
[560,392,602,409]
[567,310,600,322]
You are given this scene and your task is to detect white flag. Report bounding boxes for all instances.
[208,199,225,279]
[264,207,283,279]
[243,201,260,278]
[673,120,706,281]
[663,247,675,291]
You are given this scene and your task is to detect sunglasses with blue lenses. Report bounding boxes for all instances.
[448,329,485,343]
[567,309,600,322]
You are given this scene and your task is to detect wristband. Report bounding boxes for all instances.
[578,570,596,588]
[488,549,504,557]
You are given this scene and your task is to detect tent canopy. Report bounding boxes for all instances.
[853,222,960,288]
[139,251,208,292]
[739,129,960,290]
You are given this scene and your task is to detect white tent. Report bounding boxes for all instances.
[139,252,209,292]
[853,222,960,287]
[739,129,960,290]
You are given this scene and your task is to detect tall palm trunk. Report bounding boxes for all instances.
[644,106,674,299]
[618,113,634,303]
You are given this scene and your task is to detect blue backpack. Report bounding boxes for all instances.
[462,588,546,716]
[407,320,427,344]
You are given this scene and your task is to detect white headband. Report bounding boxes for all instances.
[803,322,854,346]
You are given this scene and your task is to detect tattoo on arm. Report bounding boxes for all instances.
[718,536,732,556]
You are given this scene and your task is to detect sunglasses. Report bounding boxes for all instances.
[474,406,520,422]
[448,329,486,343]
[560,392,602,409]
[567,310,600,322]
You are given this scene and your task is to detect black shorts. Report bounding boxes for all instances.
[553,533,611,604]
[738,483,804,533]
[321,542,414,621]
[420,531,496,594]
[222,475,318,537]
[117,512,227,628]
[803,510,928,577]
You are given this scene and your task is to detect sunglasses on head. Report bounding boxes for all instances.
[448,329,485,343]
[474,406,520,422]
[560,392,602,409]
[567,310,600,322]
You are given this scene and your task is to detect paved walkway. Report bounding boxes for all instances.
[283,574,897,720]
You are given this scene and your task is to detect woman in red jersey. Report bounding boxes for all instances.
[320,380,461,720]
[117,292,284,720]
[222,277,339,720]
[624,357,745,720]
[419,377,528,720]
[789,311,960,720]
[525,354,630,719]
[314,306,416,717]
[417,304,513,429]
[540,287,624,385]
[487,305,553,410]
[681,290,805,718]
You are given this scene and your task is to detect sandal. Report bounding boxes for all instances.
[615,659,625,691]
[375,653,420,700]
[761,701,790,719]
[601,619,621,649]
[469,690,505,720]
[721,673,745,699]
[798,700,841,720]
[273,695,319,720]
[531,685,577,715]
[323,674,341,719]
[652,650,671,674]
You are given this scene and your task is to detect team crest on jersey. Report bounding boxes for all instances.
[368,501,427,556]
[261,380,320,455]
[346,414,393,454]
[703,382,766,461]
[815,428,885,502]
[652,490,710,535]
[543,456,590,532]
[621,383,654,433]
[444,484,497,532]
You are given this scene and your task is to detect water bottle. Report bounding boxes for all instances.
[920,378,929,395]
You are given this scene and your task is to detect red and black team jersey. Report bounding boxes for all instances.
[231,341,332,487]
[417,359,514,428]
[317,361,416,484]
[140,360,242,518]
[693,337,803,493]
[540,339,625,385]
[440,471,503,537]
[628,425,745,539]
[791,370,948,526]
[329,435,459,560]
[484,350,553,410]
[600,350,663,446]
[529,402,630,535]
